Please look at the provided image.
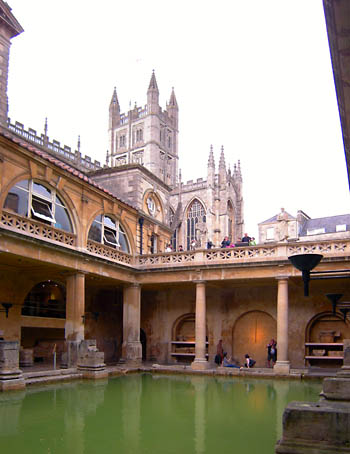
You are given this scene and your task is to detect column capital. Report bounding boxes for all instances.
[193,280,206,285]
[275,275,289,281]
[124,282,141,289]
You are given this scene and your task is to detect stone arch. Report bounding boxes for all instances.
[142,189,164,223]
[232,310,276,367]
[87,211,133,253]
[306,311,350,343]
[2,177,76,235]
[22,280,66,319]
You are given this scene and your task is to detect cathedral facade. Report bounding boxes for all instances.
[91,72,244,252]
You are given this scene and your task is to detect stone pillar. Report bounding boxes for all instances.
[274,277,290,375]
[338,338,350,377]
[0,341,25,391]
[122,283,142,365]
[62,273,85,368]
[65,273,85,342]
[191,281,210,370]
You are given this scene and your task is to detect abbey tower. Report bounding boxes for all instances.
[91,72,245,252]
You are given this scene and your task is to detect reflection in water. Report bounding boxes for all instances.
[191,376,207,454]
[0,375,321,454]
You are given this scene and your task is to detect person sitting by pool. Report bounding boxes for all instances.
[222,352,241,369]
[244,354,256,368]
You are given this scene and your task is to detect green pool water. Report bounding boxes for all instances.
[0,374,321,454]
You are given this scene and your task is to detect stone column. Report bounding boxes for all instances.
[63,273,85,368]
[65,273,85,341]
[191,281,210,370]
[274,277,290,375]
[122,283,142,365]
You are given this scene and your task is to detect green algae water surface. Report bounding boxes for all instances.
[0,374,321,454]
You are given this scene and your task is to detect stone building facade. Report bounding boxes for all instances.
[92,73,244,252]
[0,0,349,380]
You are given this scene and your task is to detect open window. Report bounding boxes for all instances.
[88,214,130,253]
[4,180,73,232]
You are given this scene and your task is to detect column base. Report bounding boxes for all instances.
[122,341,142,366]
[80,369,109,380]
[191,359,210,370]
[274,360,290,375]
[337,366,350,378]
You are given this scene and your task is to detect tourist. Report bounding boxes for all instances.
[207,240,214,249]
[244,354,256,368]
[222,352,241,369]
[190,239,197,250]
[165,244,172,252]
[178,245,184,252]
[241,233,251,243]
[215,339,224,366]
[249,237,256,246]
[267,339,277,367]
[221,236,230,248]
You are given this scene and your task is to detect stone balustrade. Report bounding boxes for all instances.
[136,240,350,269]
[1,210,76,247]
[1,207,349,270]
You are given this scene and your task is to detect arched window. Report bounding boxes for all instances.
[88,214,130,253]
[22,280,66,318]
[186,199,206,250]
[4,180,73,232]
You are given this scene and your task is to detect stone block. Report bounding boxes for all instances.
[60,341,79,368]
[77,340,106,379]
[0,341,25,391]
[321,378,350,401]
[19,348,33,367]
[276,401,350,453]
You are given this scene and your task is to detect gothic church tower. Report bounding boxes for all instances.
[108,71,179,188]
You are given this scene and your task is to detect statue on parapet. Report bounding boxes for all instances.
[277,208,289,241]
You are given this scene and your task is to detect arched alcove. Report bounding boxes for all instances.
[305,311,350,367]
[232,310,276,367]
[171,313,209,363]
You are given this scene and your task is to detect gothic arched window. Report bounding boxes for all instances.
[4,179,73,232]
[88,215,130,253]
[186,199,206,250]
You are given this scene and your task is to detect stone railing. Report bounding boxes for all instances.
[86,240,134,266]
[1,210,76,247]
[136,240,350,269]
[1,210,349,271]
[7,119,102,172]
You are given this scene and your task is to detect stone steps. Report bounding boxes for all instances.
[23,368,82,385]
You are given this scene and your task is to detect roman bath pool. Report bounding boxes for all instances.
[0,373,321,454]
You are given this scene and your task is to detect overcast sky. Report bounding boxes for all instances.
[6,0,350,239]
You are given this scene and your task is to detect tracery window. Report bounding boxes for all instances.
[4,179,73,232]
[186,199,206,250]
[88,214,130,253]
